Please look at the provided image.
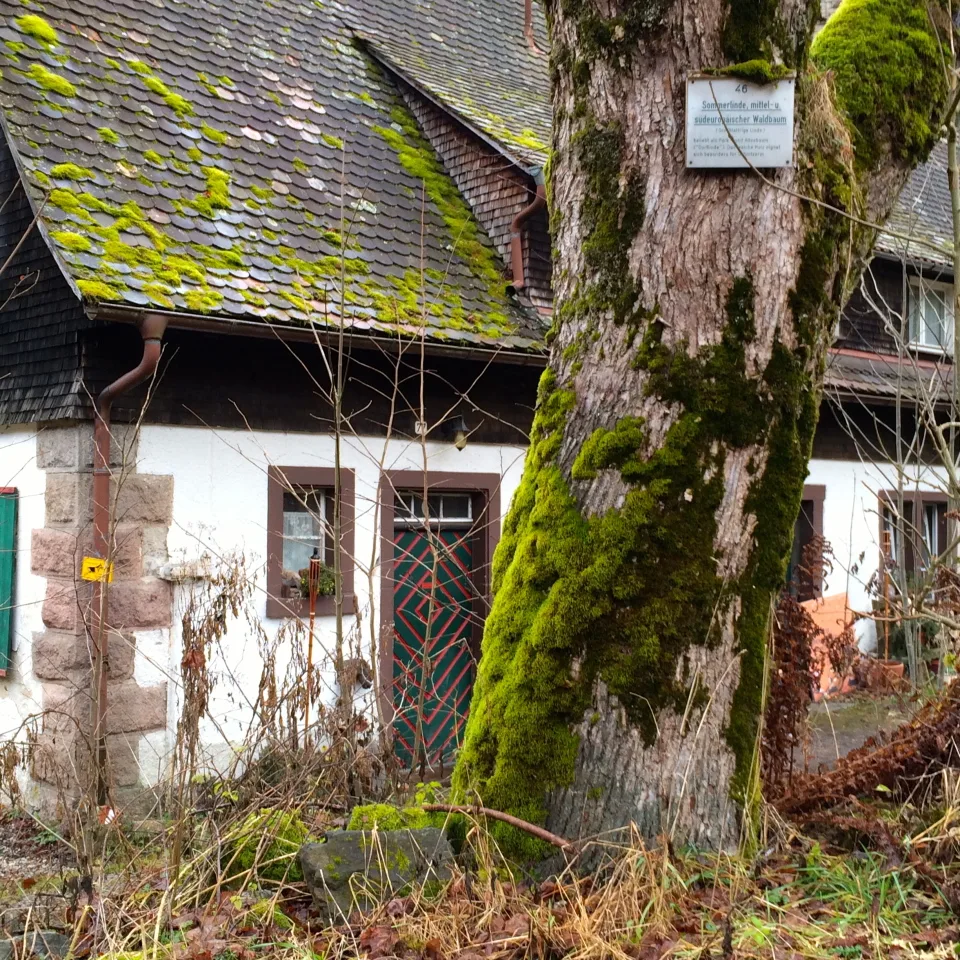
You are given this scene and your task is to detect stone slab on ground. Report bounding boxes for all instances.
[300,827,453,920]
[0,930,73,960]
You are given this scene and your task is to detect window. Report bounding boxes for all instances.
[908,278,954,353]
[786,485,824,602]
[880,492,947,579]
[0,489,16,677]
[266,467,355,619]
[282,488,334,574]
[393,491,474,525]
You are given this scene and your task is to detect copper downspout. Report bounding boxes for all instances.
[90,313,168,803]
[510,176,546,292]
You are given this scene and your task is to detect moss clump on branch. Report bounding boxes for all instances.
[810,0,947,169]
[711,60,792,84]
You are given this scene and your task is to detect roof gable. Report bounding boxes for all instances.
[0,0,543,349]
[340,0,551,167]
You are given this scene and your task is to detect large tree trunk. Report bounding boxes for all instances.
[453,0,949,852]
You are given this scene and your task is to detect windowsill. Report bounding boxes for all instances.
[266,593,355,620]
[909,342,953,359]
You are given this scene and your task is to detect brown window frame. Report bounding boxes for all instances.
[266,465,355,619]
[879,489,948,578]
[788,484,826,601]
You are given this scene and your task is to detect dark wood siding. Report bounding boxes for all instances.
[85,324,540,443]
[836,258,903,355]
[0,138,89,424]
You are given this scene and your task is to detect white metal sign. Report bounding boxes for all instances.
[685,75,795,169]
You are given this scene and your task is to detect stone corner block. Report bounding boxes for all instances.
[44,472,93,525]
[105,680,167,735]
[113,475,173,526]
[107,579,172,630]
[37,425,84,470]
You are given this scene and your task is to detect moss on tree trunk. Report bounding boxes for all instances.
[453,0,949,855]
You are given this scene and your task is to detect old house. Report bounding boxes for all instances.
[0,0,951,806]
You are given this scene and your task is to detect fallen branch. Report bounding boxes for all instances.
[422,803,573,850]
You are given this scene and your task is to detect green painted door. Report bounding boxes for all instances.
[392,526,475,770]
[0,490,17,676]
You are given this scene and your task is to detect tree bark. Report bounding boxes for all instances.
[453,0,950,854]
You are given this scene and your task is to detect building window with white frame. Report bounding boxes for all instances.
[908,276,954,353]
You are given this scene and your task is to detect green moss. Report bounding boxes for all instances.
[143,150,164,166]
[200,122,228,145]
[30,168,50,188]
[15,14,56,46]
[184,289,224,313]
[722,0,789,64]
[128,59,152,74]
[51,231,91,252]
[292,156,309,174]
[76,278,120,301]
[357,90,375,105]
[97,126,119,145]
[27,63,75,97]
[250,183,273,200]
[373,105,513,331]
[50,162,92,181]
[186,146,203,162]
[321,133,344,150]
[218,74,234,87]
[104,58,121,70]
[347,803,445,831]
[5,40,25,57]
[185,166,231,218]
[811,0,948,168]
[142,75,194,118]
[227,809,309,883]
[103,240,162,267]
[712,60,792,84]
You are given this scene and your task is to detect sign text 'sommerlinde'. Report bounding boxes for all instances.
[686,77,795,169]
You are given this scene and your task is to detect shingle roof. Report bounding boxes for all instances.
[0,0,545,350]
[338,0,551,168]
[825,348,953,402]
[877,141,954,272]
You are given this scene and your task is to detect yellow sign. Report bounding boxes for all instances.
[80,557,114,583]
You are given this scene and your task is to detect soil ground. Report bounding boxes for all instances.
[805,693,912,771]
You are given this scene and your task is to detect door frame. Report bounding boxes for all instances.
[377,471,501,750]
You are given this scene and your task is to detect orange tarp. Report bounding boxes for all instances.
[800,592,857,699]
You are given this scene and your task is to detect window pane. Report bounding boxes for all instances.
[282,488,326,573]
[440,494,472,519]
[925,289,946,347]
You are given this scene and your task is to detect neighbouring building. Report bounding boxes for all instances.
[0,0,952,809]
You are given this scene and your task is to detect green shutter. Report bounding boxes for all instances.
[0,490,17,676]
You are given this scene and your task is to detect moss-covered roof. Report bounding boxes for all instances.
[340,0,551,167]
[0,0,545,350]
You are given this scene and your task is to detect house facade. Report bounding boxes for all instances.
[0,0,951,809]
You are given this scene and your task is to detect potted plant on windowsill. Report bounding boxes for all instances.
[298,562,336,599]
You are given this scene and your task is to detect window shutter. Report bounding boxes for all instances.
[0,489,17,676]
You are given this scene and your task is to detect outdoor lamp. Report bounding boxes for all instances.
[444,415,469,451]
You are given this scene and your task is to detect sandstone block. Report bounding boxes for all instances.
[104,680,167,734]
[113,475,173,525]
[107,579,172,630]
[41,581,84,633]
[31,528,80,578]
[32,630,91,680]
[44,473,92,525]
[36,426,83,470]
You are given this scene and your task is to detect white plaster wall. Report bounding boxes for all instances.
[0,425,47,805]
[805,457,949,612]
[135,424,527,776]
